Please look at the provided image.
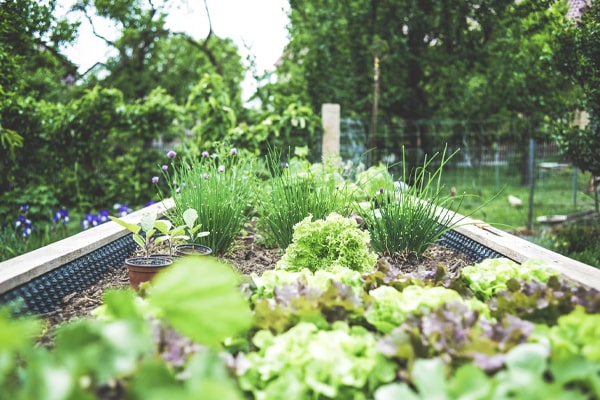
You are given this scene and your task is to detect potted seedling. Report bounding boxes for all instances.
[173,208,212,256]
[154,219,189,256]
[110,212,173,289]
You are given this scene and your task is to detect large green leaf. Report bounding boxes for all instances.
[148,257,252,347]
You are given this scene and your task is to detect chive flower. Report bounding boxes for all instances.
[230,148,237,156]
[152,176,159,184]
[218,165,225,173]
[161,165,168,171]
[202,151,210,158]
[167,150,177,159]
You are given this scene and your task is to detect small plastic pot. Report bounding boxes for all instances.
[173,244,213,257]
[124,256,173,290]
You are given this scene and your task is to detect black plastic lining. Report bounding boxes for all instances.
[0,235,136,316]
[438,229,506,263]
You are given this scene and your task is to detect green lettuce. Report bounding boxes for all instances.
[461,258,558,300]
[366,285,488,333]
[277,212,378,273]
[238,321,395,399]
[250,266,364,301]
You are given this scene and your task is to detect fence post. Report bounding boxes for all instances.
[527,138,535,231]
[322,103,341,160]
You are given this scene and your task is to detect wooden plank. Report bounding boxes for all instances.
[452,215,600,290]
[0,200,174,294]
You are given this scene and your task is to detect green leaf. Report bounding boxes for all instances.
[183,208,198,228]
[140,212,157,233]
[411,358,449,400]
[374,383,421,400]
[449,363,493,399]
[154,220,172,234]
[148,257,252,347]
[109,216,141,234]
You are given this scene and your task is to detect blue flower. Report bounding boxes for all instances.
[99,209,111,222]
[15,216,33,237]
[113,204,131,217]
[82,213,99,230]
[19,204,29,213]
[53,208,70,224]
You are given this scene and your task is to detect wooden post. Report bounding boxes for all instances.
[322,103,340,159]
[369,55,380,166]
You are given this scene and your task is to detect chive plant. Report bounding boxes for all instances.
[258,149,355,250]
[358,146,466,258]
[159,145,256,255]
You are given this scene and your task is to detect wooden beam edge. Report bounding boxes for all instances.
[0,200,174,295]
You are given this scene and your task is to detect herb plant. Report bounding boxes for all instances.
[159,145,255,255]
[259,148,355,249]
[357,146,466,257]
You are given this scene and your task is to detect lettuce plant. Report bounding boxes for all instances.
[276,212,377,273]
[461,258,558,300]
[238,322,396,399]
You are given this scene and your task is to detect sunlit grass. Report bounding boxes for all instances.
[441,165,596,232]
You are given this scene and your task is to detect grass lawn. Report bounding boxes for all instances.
[441,164,597,234]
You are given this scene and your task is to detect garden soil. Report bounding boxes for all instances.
[39,226,475,342]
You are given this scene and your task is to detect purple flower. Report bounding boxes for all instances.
[201,151,210,158]
[161,165,168,171]
[16,216,34,237]
[114,204,131,217]
[379,188,385,194]
[82,213,100,230]
[167,150,177,159]
[19,204,29,213]
[99,209,111,222]
[152,176,159,184]
[230,148,237,156]
[53,208,70,224]
[218,165,225,173]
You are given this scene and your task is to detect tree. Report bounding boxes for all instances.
[275,0,575,171]
[0,0,79,101]
[553,0,600,178]
[71,0,246,109]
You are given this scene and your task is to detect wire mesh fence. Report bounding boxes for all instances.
[338,117,598,230]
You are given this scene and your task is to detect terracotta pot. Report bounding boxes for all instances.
[125,256,173,290]
[173,244,213,257]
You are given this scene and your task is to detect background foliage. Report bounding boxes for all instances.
[1,0,598,256]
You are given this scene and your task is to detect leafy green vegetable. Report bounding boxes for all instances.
[461,258,558,300]
[250,266,365,300]
[148,256,252,347]
[238,322,395,399]
[277,212,378,273]
[546,306,600,362]
[366,285,488,333]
